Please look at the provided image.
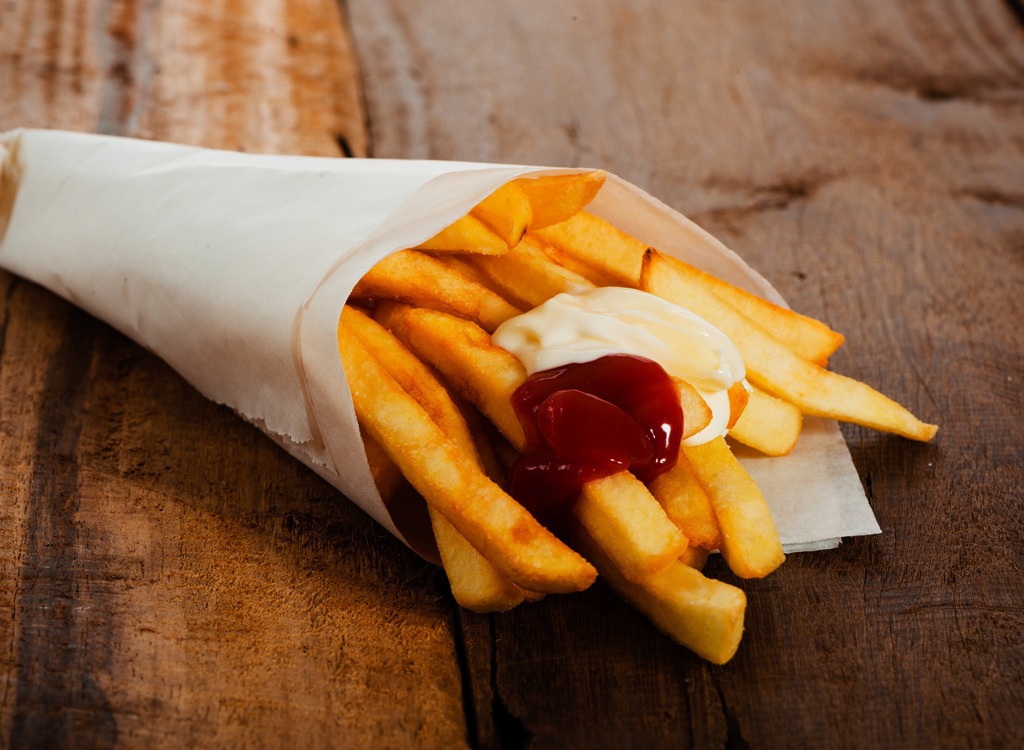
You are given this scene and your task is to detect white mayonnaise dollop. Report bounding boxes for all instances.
[492,287,746,446]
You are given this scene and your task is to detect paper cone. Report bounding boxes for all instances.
[0,129,879,555]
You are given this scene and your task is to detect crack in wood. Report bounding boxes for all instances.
[712,678,750,750]
[452,606,482,749]
[490,614,531,750]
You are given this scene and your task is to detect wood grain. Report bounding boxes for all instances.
[348,0,1024,747]
[2,0,1024,747]
[0,1,466,747]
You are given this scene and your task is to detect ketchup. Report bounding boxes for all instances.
[507,354,682,529]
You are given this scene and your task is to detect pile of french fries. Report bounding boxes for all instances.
[340,172,937,664]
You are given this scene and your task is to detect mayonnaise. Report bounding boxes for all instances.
[492,287,746,446]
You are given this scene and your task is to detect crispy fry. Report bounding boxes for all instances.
[515,171,606,229]
[642,250,938,441]
[532,210,646,286]
[463,234,596,309]
[342,306,527,611]
[534,215,844,364]
[571,521,746,665]
[683,437,785,579]
[729,385,803,456]
[471,181,532,247]
[343,306,479,454]
[661,256,844,365]
[395,307,686,580]
[648,450,723,552]
[338,315,596,594]
[576,472,688,583]
[417,213,509,255]
[353,250,521,333]
[395,306,526,447]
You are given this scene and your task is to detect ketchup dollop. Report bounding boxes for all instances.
[508,354,683,529]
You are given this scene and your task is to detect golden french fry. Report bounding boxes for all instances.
[392,306,526,446]
[396,307,686,581]
[532,210,646,286]
[571,521,746,665]
[463,234,596,309]
[471,181,533,247]
[648,450,723,552]
[417,213,509,255]
[575,472,688,583]
[729,385,803,456]
[661,255,844,365]
[427,513,525,611]
[535,215,844,365]
[683,437,785,579]
[338,316,596,594]
[515,171,606,229]
[642,250,938,441]
[343,307,529,611]
[343,306,479,455]
[353,250,521,333]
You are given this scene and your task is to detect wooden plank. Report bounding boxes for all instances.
[0,0,469,746]
[348,0,1024,746]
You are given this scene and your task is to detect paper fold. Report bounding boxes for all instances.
[0,129,879,554]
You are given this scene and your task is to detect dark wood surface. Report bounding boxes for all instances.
[1,1,1022,747]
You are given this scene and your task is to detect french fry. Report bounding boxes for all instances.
[471,181,532,247]
[417,213,509,255]
[352,249,521,333]
[659,256,844,365]
[463,234,596,309]
[729,385,803,456]
[343,306,479,454]
[388,305,526,447]
[341,306,526,612]
[570,521,746,665]
[337,316,596,594]
[575,472,688,583]
[394,306,687,580]
[648,450,723,552]
[683,437,785,579]
[535,214,845,365]
[642,250,938,442]
[532,210,646,286]
[515,171,606,229]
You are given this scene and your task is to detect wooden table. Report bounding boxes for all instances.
[1,1,1022,747]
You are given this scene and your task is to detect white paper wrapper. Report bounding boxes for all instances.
[0,129,879,556]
